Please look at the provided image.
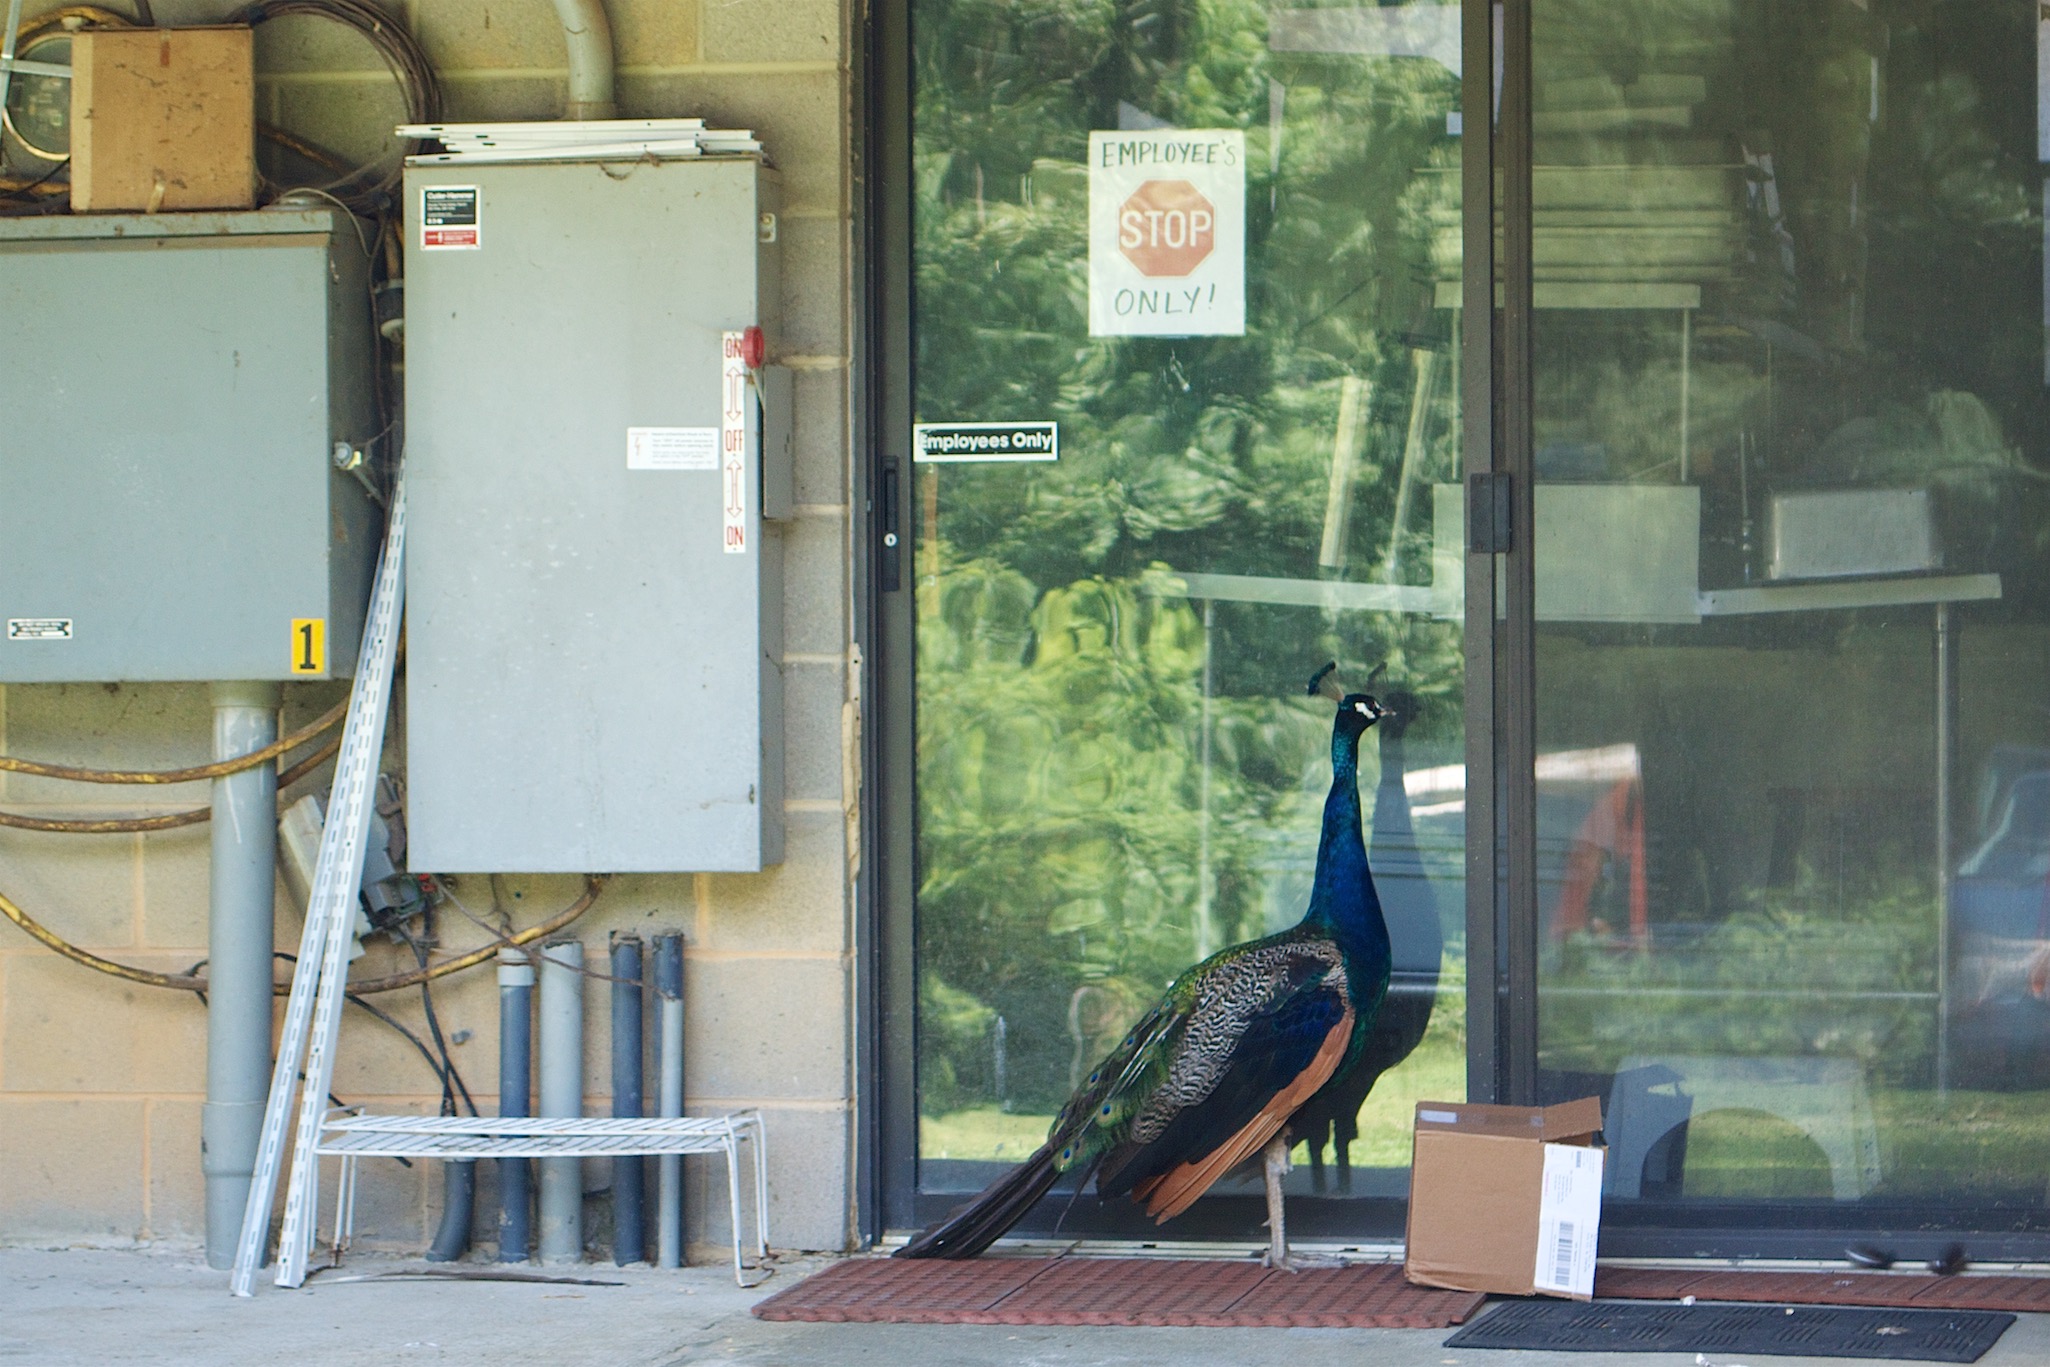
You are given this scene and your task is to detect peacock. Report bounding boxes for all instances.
[897,663,1393,1267]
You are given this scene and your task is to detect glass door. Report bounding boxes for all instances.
[894,0,1472,1240]
[1524,0,2050,1248]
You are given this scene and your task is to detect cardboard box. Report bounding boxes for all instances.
[70,27,254,212]
[1404,1097,1606,1300]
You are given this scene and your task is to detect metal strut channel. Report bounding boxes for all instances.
[228,469,409,1296]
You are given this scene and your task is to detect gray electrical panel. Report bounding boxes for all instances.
[404,158,788,874]
[0,208,379,682]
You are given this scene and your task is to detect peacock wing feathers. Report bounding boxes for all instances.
[1091,936,1354,1219]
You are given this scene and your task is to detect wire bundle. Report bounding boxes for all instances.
[229,0,444,211]
[6,1,443,212]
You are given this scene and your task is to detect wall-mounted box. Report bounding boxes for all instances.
[70,27,255,213]
[404,157,787,874]
[0,208,378,682]
[1768,488,1938,581]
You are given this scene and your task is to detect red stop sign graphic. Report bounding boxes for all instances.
[1118,180,1216,277]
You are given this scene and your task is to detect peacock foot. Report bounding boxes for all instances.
[1259,1247,1343,1273]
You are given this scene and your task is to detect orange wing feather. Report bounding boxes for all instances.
[1134,1005,1356,1222]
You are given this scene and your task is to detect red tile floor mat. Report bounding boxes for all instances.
[751,1256,1488,1328]
[1597,1266,2050,1314]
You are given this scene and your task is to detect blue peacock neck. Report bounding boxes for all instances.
[1303,723,1390,972]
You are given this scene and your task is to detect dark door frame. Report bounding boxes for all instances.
[859,0,2050,1261]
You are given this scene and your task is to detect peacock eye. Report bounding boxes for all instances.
[1088,1072,1100,1084]
[1099,1104,1112,1117]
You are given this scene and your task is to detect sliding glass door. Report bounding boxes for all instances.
[1521,0,2050,1249]
[890,0,1469,1240]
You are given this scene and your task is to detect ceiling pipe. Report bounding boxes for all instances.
[550,0,616,120]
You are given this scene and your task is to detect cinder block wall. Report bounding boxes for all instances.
[0,0,856,1256]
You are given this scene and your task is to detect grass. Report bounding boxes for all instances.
[921,994,2050,1207]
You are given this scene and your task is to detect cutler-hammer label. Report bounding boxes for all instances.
[421,186,481,250]
[1532,1143,1603,1298]
[720,332,749,554]
[913,422,1059,464]
[8,618,72,641]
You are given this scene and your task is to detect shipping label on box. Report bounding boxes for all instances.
[1532,1142,1604,1298]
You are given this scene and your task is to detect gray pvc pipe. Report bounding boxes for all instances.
[424,1160,475,1262]
[538,939,585,1264]
[610,933,645,1265]
[654,933,684,1267]
[497,948,535,1262]
[202,681,281,1271]
[550,0,616,120]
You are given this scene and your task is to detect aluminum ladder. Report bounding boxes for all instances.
[229,469,408,1295]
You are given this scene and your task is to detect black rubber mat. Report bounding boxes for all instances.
[1444,1299,2014,1362]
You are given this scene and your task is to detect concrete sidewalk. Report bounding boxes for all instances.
[2,1246,2045,1367]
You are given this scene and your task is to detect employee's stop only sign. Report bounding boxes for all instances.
[1088,129,1244,336]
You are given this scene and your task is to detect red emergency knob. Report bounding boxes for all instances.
[741,325,766,371]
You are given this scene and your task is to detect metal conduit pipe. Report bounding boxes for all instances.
[610,932,645,1265]
[538,939,585,1263]
[497,947,536,1262]
[654,932,685,1267]
[202,682,281,1270]
[549,0,616,120]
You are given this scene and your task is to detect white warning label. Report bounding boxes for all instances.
[720,332,749,554]
[7,618,73,641]
[627,427,719,471]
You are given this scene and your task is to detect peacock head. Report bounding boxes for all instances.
[1335,692,1387,737]
[1307,662,1387,736]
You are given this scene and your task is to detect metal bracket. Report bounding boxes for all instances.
[1467,471,1512,554]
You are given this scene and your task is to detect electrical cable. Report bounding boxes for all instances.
[186,950,462,1110]
[0,732,343,834]
[0,155,67,204]
[0,874,607,995]
[0,698,346,784]
[257,120,354,176]
[398,916,478,1117]
[183,951,423,1167]
[229,0,442,212]
[342,877,608,994]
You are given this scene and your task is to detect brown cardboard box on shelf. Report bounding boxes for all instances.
[70,27,254,212]
[1403,1096,1606,1300]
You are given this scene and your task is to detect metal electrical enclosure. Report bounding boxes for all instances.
[0,209,378,681]
[404,158,787,873]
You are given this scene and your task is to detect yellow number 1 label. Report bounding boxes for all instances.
[291,619,327,676]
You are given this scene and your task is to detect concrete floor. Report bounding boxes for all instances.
[2,1246,2047,1367]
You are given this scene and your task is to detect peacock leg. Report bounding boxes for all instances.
[1261,1134,1294,1269]
[1261,1134,1340,1271]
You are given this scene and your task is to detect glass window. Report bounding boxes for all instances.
[1530,0,2050,1219]
[907,0,1469,1221]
